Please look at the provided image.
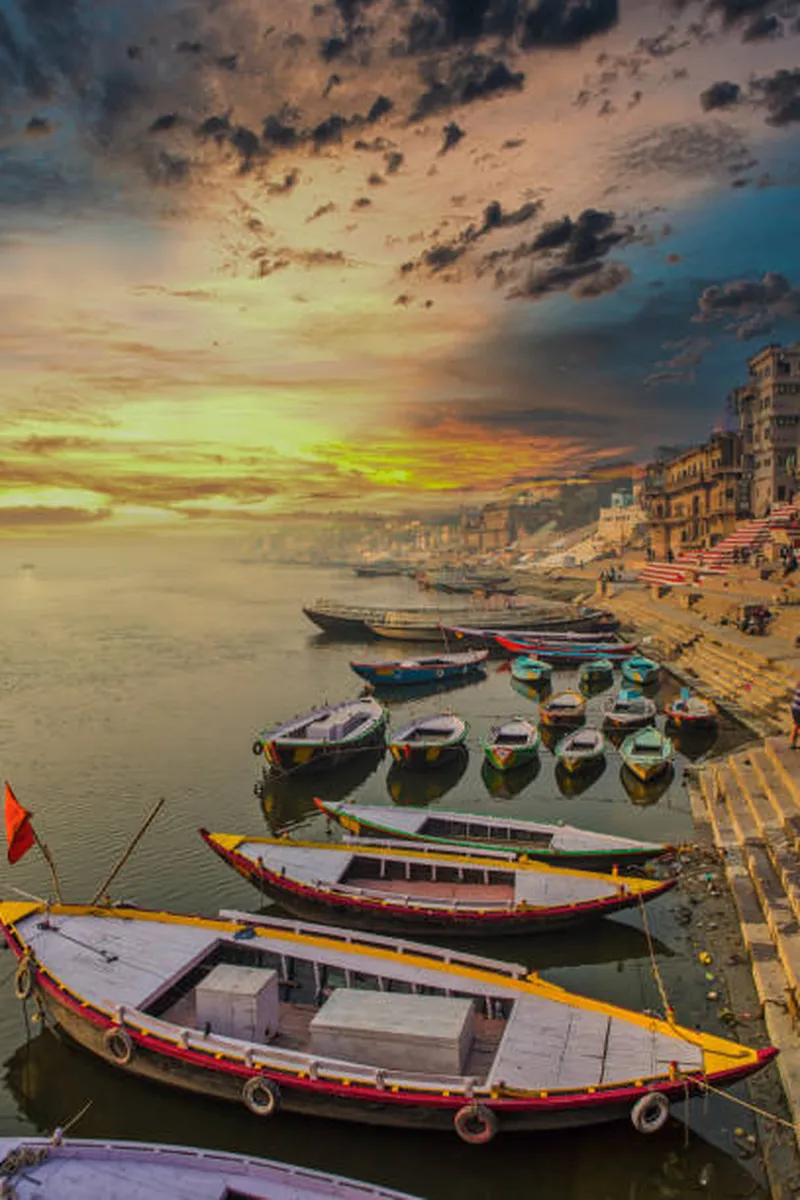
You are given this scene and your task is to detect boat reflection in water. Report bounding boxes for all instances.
[555,757,607,797]
[510,675,551,704]
[481,756,541,799]
[258,746,385,832]
[375,671,486,706]
[620,763,676,806]
[669,725,718,763]
[386,749,468,805]
[3,1029,766,1200]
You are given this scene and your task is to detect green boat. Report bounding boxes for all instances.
[482,718,541,772]
[510,656,552,686]
[620,727,673,783]
[554,727,607,774]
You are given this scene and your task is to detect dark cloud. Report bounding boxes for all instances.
[440,121,465,153]
[699,80,741,111]
[404,197,542,276]
[366,94,393,122]
[312,113,348,148]
[693,271,800,340]
[307,201,337,221]
[353,195,372,207]
[217,53,239,71]
[614,121,750,179]
[148,113,180,134]
[503,208,633,301]
[267,170,299,194]
[353,136,392,150]
[323,73,342,98]
[385,150,404,173]
[751,68,800,127]
[229,125,260,169]
[367,170,386,184]
[262,114,300,148]
[143,150,191,185]
[521,0,619,48]
[197,114,232,142]
[743,12,782,39]
[409,54,524,121]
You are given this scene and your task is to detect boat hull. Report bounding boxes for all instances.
[622,758,671,783]
[388,742,466,769]
[262,726,386,775]
[483,745,539,773]
[664,707,717,730]
[352,660,486,687]
[557,752,605,775]
[26,972,775,1135]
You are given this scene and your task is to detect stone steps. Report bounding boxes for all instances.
[696,748,800,1141]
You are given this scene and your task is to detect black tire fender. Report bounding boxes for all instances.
[453,1103,498,1145]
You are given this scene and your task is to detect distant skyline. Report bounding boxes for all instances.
[1,0,800,531]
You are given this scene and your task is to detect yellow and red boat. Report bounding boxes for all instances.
[0,900,776,1142]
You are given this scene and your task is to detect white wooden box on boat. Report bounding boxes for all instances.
[195,964,280,1041]
[309,989,475,1074]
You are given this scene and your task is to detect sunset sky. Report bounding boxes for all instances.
[2,0,800,530]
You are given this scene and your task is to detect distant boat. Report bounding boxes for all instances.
[621,655,660,687]
[510,656,552,686]
[0,1136,419,1199]
[202,831,677,935]
[353,560,408,578]
[253,697,386,774]
[579,658,615,688]
[350,649,488,687]
[1,901,774,1138]
[664,689,718,729]
[388,712,468,769]
[555,728,607,774]
[482,718,540,772]
[620,727,674,783]
[496,635,637,663]
[539,691,586,727]
[313,800,673,871]
[602,689,657,729]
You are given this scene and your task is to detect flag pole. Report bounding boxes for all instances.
[89,797,166,906]
[33,832,64,905]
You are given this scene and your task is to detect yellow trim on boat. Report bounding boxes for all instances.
[0,901,760,1076]
[204,833,662,894]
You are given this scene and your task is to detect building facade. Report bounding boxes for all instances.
[730,343,800,517]
[642,431,746,559]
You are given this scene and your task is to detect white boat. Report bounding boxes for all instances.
[0,1135,419,1198]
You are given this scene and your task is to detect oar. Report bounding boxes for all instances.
[89,797,166,905]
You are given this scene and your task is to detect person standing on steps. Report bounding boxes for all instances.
[791,680,800,748]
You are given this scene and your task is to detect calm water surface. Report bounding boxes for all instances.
[0,538,769,1198]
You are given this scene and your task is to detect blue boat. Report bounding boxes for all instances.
[350,649,488,686]
[621,655,660,687]
[510,656,552,685]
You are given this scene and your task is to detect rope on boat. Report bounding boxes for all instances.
[693,1076,800,1134]
[637,892,676,1025]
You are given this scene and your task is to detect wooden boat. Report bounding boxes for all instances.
[510,656,552,686]
[539,691,586,727]
[441,613,621,648]
[497,635,636,663]
[664,690,718,729]
[482,718,540,772]
[0,901,776,1139]
[602,689,657,729]
[621,655,660,687]
[0,1135,419,1199]
[202,832,676,936]
[369,606,622,644]
[555,728,607,774]
[254,697,386,774]
[388,712,468,769]
[620,728,674,783]
[350,649,488,687]
[313,799,672,870]
[580,658,614,687]
[353,560,408,578]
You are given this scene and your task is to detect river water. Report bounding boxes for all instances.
[0,537,772,1198]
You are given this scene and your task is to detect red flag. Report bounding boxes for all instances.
[5,783,35,865]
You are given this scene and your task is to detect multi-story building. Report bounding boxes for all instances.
[642,431,747,559]
[730,343,800,516]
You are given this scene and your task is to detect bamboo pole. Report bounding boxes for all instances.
[34,832,64,904]
[90,797,166,906]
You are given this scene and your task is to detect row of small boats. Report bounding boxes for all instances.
[510,651,659,687]
[348,648,662,690]
[485,715,673,783]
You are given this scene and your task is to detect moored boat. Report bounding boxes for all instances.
[350,650,488,687]
[254,697,386,775]
[442,619,621,651]
[621,655,661,687]
[580,658,615,688]
[602,689,657,729]
[664,689,718,729]
[202,832,676,936]
[555,728,607,775]
[482,718,541,772]
[0,1135,420,1199]
[0,901,776,1140]
[539,691,586,727]
[313,798,673,870]
[620,727,674,783]
[497,635,636,663]
[510,656,552,686]
[388,712,468,769]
